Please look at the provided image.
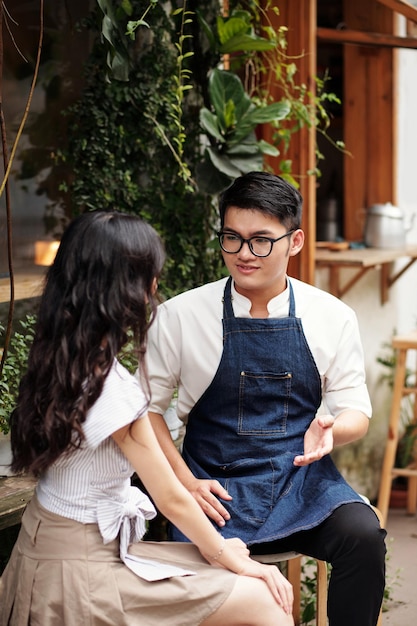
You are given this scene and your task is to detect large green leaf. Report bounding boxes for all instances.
[199,11,274,58]
[228,100,291,144]
[216,15,250,45]
[195,159,231,195]
[208,69,251,127]
[242,100,291,125]
[110,50,129,82]
[97,0,117,22]
[220,34,276,54]
[227,138,260,156]
[227,152,263,174]
[206,146,243,178]
[223,99,237,133]
[195,10,216,51]
[228,116,259,145]
[200,108,225,142]
[101,14,115,46]
[97,0,130,80]
[257,139,280,157]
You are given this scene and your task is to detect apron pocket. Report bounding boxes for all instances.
[219,458,275,526]
[238,370,291,436]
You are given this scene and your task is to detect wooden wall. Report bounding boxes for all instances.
[343,0,396,241]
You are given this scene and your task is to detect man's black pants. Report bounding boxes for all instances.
[250,503,387,626]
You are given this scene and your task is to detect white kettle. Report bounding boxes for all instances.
[364,203,415,248]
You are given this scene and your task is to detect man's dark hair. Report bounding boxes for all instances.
[219,171,303,230]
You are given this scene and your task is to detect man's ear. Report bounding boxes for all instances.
[289,229,305,257]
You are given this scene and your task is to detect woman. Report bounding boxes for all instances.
[0,211,293,626]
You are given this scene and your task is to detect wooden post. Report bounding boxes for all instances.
[260,0,317,285]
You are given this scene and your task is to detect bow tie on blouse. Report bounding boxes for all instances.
[97,485,157,559]
[97,484,198,582]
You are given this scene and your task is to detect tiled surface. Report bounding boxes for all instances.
[383,508,417,625]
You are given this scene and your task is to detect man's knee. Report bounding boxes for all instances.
[328,504,387,564]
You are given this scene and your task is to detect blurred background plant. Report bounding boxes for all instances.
[12,0,341,298]
[1,0,342,425]
[0,315,36,435]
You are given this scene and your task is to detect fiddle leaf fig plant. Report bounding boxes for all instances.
[197,68,291,193]
[195,3,342,192]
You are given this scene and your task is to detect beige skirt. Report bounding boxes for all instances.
[0,496,237,626]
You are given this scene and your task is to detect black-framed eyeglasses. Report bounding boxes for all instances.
[217,230,295,258]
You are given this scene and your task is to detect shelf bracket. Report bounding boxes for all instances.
[329,266,373,300]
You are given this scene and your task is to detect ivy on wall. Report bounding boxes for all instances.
[56,0,224,298]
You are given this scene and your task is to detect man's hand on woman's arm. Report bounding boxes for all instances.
[148,411,232,527]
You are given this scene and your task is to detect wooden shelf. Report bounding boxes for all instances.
[315,245,417,304]
[317,0,417,51]
[317,26,417,50]
[0,475,36,531]
[0,271,45,304]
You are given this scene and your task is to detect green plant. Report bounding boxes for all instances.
[13,0,342,299]
[381,536,403,613]
[118,331,139,375]
[0,315,36,435]
[299,557,330,625]
[197,67,290,194]
[194,2,343,192]
[50,0,225,297]
[97,0,159,81]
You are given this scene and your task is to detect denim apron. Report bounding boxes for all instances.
[174,277,363,546]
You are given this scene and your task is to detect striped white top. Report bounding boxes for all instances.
[36,359,151,524]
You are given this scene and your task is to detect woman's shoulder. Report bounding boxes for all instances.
[82,361,148,448]
[104,360,147,406]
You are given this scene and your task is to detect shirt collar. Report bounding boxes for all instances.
[230,278,290,318]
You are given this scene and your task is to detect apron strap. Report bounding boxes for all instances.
[288,279,296,317]
[222,276,234,319]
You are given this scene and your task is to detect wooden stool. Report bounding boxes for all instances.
[377,331,417,526]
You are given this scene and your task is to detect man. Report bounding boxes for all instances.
[147,171,386,626]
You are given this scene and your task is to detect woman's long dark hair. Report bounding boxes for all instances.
[10,211,165,477]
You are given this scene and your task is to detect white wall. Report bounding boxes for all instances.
[396,47,417,331]
[315,46,417,499]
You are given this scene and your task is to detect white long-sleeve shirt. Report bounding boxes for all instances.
[147,276,372,422]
